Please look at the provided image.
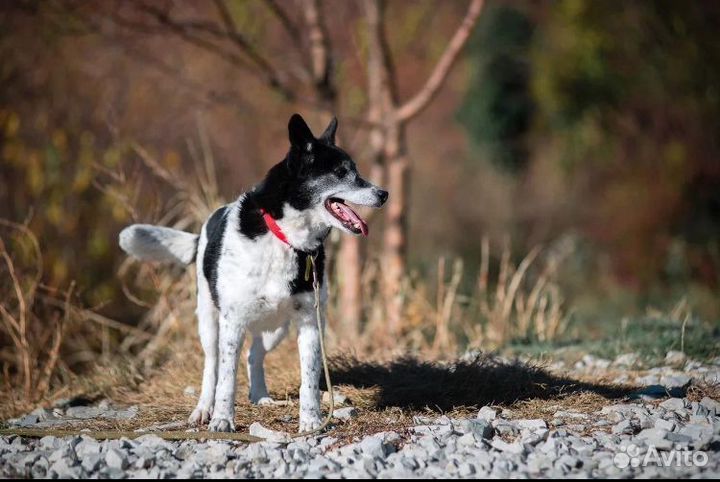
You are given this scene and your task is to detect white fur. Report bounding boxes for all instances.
[119,224,198,265]
[192,199,329,432]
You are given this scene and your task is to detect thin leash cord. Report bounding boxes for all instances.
[0,255,334,443]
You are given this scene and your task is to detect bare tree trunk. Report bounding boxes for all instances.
[103,0,483,338]
[300,0,365,337]
[331,0,389,337]
[337,236,362,335]
[367,0,485,334]
[383,153,409,331]
[302,0,335,104]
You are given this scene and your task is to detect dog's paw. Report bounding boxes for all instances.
[250,395,278,406]
[298,415,323,433]
[208,416,235,433]
[188,403,213,426]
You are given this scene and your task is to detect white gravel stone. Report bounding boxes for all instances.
[323,391,349,406]
[38,435,61,450]
[659,398,686,411]
[105,448,128,470]
[636,428,673,450]
[665,351,687,365]
[359,436,386,459]
[700,397,719,415]
[491,439,526,455]
[492,420,518,436]
[660,374,691,387]
[654,418,675,431]
[332,407,358,420]
[81,453,102,472]
[75,437,101,458]
[3,359,719,479]
[477,406,498,421]
[49,457,81,478]
[612,419,634,435]
[517,419,547,431]
[248,422,291,442]
[613,353,640,367]
[65,406,103,419]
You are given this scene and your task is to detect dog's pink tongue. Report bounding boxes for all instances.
[337,203,369,236]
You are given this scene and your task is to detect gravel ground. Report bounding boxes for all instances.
[2,352,719,479]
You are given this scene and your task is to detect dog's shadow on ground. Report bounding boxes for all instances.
[324,354,637,411]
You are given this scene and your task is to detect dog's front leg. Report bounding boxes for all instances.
[296,309,323,432]
[208,305,247,432]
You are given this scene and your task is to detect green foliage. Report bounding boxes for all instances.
[531,0,620,128]
[507,315,719,364]
[530,0,720,287]
[531,0,720,168]
[458,4,534,173]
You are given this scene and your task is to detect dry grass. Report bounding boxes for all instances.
[389,236,574,356]
[686,381,720,403]
[0,219,78,405]
[0,129,669,444]
[0,338,637,445]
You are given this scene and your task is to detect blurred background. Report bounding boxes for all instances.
[1,0,719,404]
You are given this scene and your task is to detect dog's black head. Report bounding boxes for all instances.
[252,114,388,238]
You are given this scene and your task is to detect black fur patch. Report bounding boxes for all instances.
[290,247,325,294]
[238,196,268,239]
[203,205,229,307]
[244,140,359,220]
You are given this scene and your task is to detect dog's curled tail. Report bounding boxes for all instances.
[119,224,199,265]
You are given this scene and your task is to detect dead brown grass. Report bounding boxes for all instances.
[0,338,640,445]
[686,381,720,403]
[0,219,84,406]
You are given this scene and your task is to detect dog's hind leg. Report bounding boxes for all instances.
[247,322,289,405]
[188,282,218,426]
[208,304,248,432]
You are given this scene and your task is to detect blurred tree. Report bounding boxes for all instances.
[531,0,720,288]
[458,3,534,173]
[363,0,484,333]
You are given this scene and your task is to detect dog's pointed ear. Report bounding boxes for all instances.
[319,116,338,145]
[288,113,315,152]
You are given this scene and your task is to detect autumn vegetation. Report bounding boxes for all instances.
[1,0,719,411]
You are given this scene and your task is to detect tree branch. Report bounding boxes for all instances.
[262,0,304,53]
[302,0,335,104]
[63,8,257,113]
[134,1,296,101]
[364,0,391,140]
[211,0,297,97]
[395,0,484,122]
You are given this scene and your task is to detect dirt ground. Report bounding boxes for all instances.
[7,337,695,446]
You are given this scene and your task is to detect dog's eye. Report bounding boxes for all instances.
[334,166,348,178]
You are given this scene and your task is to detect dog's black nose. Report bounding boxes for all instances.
[377,189,389,205]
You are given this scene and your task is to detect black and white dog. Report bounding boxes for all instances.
[119,114,388,432]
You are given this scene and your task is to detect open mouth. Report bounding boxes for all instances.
[324,197,368,236]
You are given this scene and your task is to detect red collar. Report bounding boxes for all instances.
[260,208,290,246]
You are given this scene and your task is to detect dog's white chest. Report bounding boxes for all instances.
[216,230,301,332]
